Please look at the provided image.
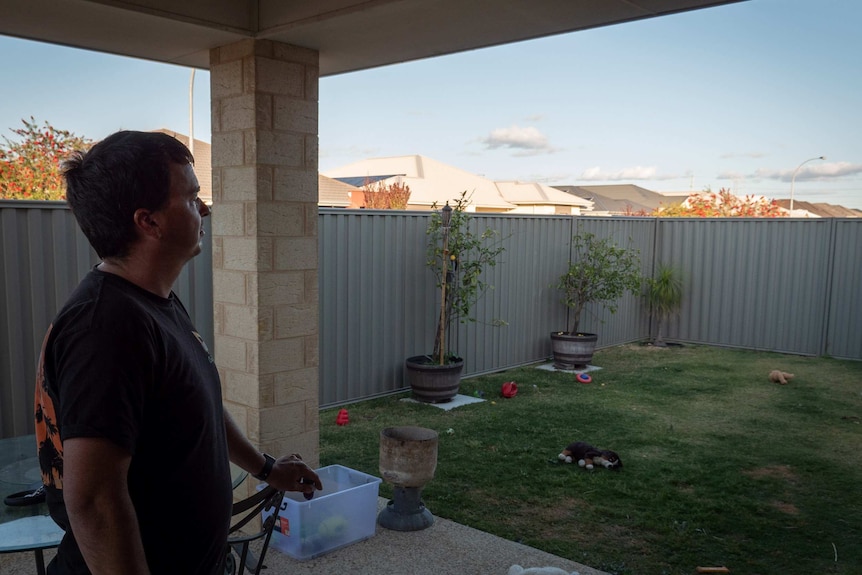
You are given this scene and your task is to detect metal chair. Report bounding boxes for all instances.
[224,486,285,575]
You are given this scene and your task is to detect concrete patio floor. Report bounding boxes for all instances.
[0,497,609,575]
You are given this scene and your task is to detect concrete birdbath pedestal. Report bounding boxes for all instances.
[377,426,438,531]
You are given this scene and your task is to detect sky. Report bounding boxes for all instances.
[1,0,860,209]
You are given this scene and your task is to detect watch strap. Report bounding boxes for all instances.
[253,453,276,481]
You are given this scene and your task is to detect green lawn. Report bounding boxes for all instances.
[320,344,862,575]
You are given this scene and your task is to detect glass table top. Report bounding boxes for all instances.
[0,515,64,552]
[0,456,42,485]
[0,435,44,528]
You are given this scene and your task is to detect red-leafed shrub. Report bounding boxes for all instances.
[0,118,92,200]
[654,187,785,218]
[361,179,411,210]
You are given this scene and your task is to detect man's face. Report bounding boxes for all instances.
[154,162,210,262]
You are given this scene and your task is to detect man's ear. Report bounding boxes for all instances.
[133,208,162,240]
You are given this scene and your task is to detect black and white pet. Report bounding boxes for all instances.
[558,441,623,470]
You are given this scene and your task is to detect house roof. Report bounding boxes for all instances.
[319,175,356,208]
[323,155,516,210]
[555,184,676,214]
[333,175,397,188]
[324,155,596,212]
[572,184,673,210]
[494,181,592,209]
[775,199,862,218]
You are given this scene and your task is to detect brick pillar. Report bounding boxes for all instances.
[209,39,320,473]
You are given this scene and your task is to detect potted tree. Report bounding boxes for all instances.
[552,229,641,369]
[406,192,504,402]
[643,263,683,347]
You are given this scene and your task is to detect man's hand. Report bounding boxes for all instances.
[223,411,323,498]
[267,454,323,499]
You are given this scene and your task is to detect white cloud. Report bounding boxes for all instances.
[799,161,862,180]
[579,165,677,181]
[520,172,573,184]
[716,170,746,180]
[752,161,862,182]
[481,125,555,155]
[720,151,766,159]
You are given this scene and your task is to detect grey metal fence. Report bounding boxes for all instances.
[317,212,654,407]
[2,201,860,437]
[825,219,862,360]
[653,217,862,358]
[0,201,213,437]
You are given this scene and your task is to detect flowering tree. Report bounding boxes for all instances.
[654,188,785,218]
[0,118,92,200]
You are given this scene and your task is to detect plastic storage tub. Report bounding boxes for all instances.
[262,464,382,560]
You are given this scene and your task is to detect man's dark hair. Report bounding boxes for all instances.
[63,131,194,259]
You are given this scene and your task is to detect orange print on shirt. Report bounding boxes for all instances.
[34,325,63,489]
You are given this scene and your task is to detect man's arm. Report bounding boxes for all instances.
[62,437,150,575]
[223,410,322,495]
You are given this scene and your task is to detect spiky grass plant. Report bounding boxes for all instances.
[643,263,683,346]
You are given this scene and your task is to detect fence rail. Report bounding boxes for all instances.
[2,201,860,437]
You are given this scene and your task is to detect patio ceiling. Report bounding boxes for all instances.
[0,0,744,76]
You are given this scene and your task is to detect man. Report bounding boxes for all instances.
[34,131,322,575]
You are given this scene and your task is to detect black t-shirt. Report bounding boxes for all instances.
[35,269,232,575]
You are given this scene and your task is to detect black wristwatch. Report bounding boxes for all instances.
[253,453,276,481]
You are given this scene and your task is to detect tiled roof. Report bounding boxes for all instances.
[333,175,396,187]
[319,175,356,207]
[775,199,862,218]
[555,184,676,214]
[558,184,673,210]
[494,181,592,208]
[324,155,516,210]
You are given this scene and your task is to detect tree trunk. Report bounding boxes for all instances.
[653,318,667,347]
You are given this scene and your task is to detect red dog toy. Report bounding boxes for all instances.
[576,373,592,384]
[501,381,518,398]
[335,408,349,425]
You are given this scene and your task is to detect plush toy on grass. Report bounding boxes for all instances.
[558,441,622,470]
[508,565,580,575]
[768,370,794,385]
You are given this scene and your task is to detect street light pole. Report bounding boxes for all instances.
[188,69,195,156]
[789,156,825,216]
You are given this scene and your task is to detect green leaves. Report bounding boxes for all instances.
[426,191,505,359]
[555,229,642,334]
[643,264,684,346]
[644,264,683,319]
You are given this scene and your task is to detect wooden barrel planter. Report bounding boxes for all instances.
[550,332,598,369]
[405,356,464,403]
